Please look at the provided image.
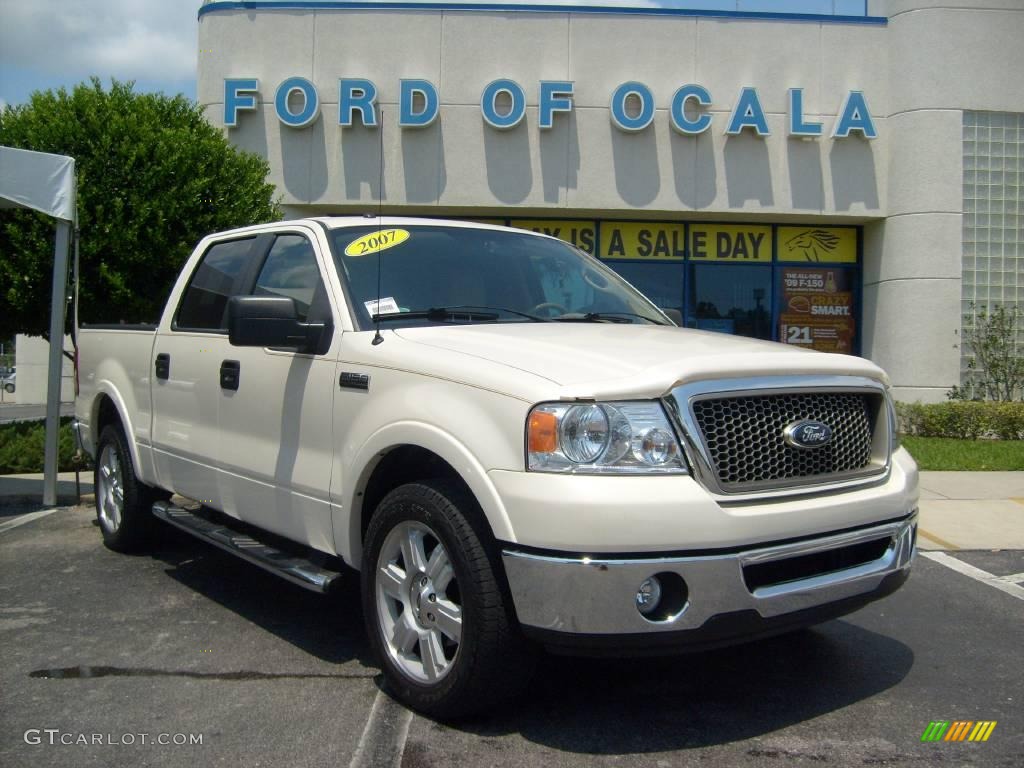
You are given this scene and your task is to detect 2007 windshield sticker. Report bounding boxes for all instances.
[344,229,410,257]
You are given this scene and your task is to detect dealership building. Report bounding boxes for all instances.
[196,0,1024,402]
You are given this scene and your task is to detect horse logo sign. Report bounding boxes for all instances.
[784,229,841,262]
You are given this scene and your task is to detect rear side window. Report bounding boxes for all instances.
[253,235,322,321]
[176,238,255,330]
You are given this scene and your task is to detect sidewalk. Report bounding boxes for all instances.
[1,470,1022,550]
[917,471,1024,550]
[0,471,93,511]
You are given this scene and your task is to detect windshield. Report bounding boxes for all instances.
[331,224,667,329]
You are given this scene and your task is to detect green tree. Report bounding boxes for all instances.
[0,78,281,337]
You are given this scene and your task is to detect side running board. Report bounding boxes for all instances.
[152,501,343,594]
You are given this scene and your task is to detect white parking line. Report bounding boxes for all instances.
[920,551,1024,601]
[348,688,413,768]
[0,508,58,535]
[993,571,1024,584]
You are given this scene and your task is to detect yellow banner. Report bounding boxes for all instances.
[510,219,597,255]
[689,224,772,262]
[777,226,857,263]
[599,221,686,261]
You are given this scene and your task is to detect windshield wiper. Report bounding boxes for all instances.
[372,305,551,323]
[552,311,667,325]
[445,305,552,322]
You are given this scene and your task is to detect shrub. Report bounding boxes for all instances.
[896,401,1024,440]
[989,402,1024,440]
[0,418,90,474]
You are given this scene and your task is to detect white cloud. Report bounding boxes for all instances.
[0,0,197,82]
[0,0,834,97]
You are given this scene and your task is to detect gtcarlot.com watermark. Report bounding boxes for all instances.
[24,729,203,747]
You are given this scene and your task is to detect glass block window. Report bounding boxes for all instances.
[961,111,1024,393]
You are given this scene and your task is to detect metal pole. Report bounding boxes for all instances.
[43,220,72,507]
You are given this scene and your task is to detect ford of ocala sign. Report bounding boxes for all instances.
[223,78,877,139]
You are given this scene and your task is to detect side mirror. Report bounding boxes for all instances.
[660,308,683,327]
[227,296,326,353]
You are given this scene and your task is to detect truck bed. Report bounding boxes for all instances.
[75,327,157,473]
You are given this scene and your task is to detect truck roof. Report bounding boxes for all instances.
[201,216,557,243]
[311,216,520,233]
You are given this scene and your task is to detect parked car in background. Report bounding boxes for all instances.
[2,371,14,393]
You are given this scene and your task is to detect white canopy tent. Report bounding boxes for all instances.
[0,146,77,506]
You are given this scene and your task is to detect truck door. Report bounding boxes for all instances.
[151,235,262,511]
[215,231,338,553]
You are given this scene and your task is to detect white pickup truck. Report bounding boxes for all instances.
[75,217,918,718]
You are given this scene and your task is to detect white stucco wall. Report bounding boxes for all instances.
[197,1,1024,403]
[860,0,1024,402]
[197,8,889,217]
[13,334,74,405]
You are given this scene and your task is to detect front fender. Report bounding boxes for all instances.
[336,420,516,567]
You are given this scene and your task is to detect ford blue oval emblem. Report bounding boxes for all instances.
[783,420,833,449]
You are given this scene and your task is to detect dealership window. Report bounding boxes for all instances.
[603,261,684,318]
[503,218,861,354]
[687,263,772,340]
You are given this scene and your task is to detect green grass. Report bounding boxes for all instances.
[902,436,1024,471]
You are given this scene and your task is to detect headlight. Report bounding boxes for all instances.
[527,401,688,474]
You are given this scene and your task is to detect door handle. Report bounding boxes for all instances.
[220,359,240,391]
[339,371,369,391]
[155,353,170,380]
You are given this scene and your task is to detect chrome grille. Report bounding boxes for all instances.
[690,392,874,489]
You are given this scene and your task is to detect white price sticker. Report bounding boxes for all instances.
[364,297,400,316]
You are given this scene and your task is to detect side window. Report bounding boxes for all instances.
[253,235,322,321]
[176,238,255,331]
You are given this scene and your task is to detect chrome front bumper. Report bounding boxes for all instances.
[502,513,916,639]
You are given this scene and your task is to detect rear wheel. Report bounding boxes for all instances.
[362,480,535,719]
[94,424,164,553]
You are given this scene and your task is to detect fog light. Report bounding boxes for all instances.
[636,576,662,615]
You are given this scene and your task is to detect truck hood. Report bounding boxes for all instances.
[392,324,888,400]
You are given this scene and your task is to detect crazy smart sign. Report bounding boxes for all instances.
[223,78,877,139]
[776,226,857,352]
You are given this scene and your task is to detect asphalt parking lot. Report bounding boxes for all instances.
[1,505,1022,768]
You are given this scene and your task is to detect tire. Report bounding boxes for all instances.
[94,424,164,553]
[3,383,13,393]
[362,480,535,720]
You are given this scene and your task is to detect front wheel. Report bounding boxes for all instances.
[362,480,535,719]
[3,383,13,393]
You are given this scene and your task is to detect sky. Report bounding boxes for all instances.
[0,0,867,110]
[0,0,199,108]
